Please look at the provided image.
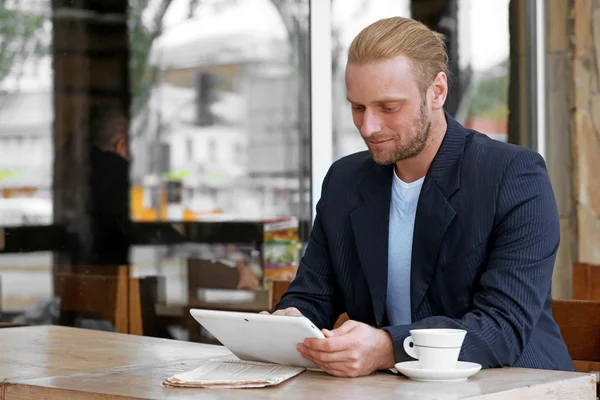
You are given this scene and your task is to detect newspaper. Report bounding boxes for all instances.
[162,358,306,389]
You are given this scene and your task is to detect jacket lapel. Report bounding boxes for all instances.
[350,162,393,328]
[410,179,456,316]
[348,114,467,326]
[410,114,466,316]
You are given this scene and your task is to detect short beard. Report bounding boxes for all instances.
[369,98,431,165]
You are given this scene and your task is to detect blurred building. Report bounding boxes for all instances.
[131,5,307,221]
[0,92,53,225]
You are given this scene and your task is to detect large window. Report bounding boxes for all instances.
[0,0,54,322]
[0,0,53,226]
[458,0,510,143]
[0,0,541,342]
[331,0,411,160]
[331,0,511,162]
[129,0,311,223]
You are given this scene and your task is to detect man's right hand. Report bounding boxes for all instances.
[259,307,303,316]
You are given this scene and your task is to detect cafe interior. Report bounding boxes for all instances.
[1,0,599,398]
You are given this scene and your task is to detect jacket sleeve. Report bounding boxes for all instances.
[383,150,560,368]
[274,163,344,330]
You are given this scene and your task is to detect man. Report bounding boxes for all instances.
[87,104,184,264]
[88,104,133,265]
[269,17,575,377]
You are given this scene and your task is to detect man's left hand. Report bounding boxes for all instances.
[297,320,395,377]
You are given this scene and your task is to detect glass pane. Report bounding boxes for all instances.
[458,0,510,143]
[0,0,55,329]
[0,0,53,226]
[127,0,310,344]
[332,0,411,160]
[332,0,510,162]
[0,0,310,342]
[129,0,311,223]
[0,252,55,325]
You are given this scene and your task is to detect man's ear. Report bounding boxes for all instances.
[430,71,448,110]
[114,136,129,161]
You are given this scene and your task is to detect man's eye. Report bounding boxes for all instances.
[382,106,398,112]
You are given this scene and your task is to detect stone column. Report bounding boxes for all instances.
[508,0,536,147]
[545,0,600,298]
[571,0,600,269]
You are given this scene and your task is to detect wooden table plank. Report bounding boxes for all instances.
[0,326,229,382]
[4,359,597,399]
[0,326,596,399]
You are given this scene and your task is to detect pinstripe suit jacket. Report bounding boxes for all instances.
[276,114,575,371]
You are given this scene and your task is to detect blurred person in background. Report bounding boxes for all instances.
[88,104,133,265]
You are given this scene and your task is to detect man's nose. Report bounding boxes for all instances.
[360,110,382,138]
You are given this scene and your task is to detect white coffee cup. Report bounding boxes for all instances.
[403,328,467,370]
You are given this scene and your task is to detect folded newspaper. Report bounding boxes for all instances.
[162,358,306,389]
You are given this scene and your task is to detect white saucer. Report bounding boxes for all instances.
[394,361,482,382]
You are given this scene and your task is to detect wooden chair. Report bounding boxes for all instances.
[552,299,600,396]
[271,280,349,329]
[53,265,165,336]
[0,275,22,328]
[186,259,270,343]
[573,262,600,301]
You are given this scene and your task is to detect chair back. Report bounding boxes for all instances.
[552,298,600,398]
[573,262,600,300]
[54,265,164,335]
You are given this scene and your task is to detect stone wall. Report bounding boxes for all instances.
[546,0,600,298]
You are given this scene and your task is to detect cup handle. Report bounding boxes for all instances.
[403,336,419,359]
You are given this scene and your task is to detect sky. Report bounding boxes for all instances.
[1,0,511,92]
[466,0,510,70]
[151,0,511,71]
[333,0,510,71]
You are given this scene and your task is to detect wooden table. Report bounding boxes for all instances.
[0,326,596,399]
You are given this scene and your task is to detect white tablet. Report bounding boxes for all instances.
[190,308,325,368]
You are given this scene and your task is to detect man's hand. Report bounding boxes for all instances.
[297,320,395,378]
[259,307,303,316]
[235,262,260,290]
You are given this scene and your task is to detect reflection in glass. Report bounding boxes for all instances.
[459,0,510,143]
[0,252,56,325]
[0,0,53,226]
[125,0,310,343]
[129,0,311,223]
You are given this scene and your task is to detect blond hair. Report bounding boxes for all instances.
[348,17,448,95]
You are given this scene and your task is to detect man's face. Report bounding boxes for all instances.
[346,56,431,165]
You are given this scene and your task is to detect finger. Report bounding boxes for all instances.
[322,329,334,338]
[277,307,302,316]
[285,307,303,316]
[303,334,356,352]
[331,320,361,336]
[298,351,354,377]
[259,311,270,315]
[297,343,356,363]
[272,308,302,316]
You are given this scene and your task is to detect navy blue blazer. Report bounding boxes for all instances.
[276,115,575,371]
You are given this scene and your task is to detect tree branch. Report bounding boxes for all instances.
[151,0,173,37]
